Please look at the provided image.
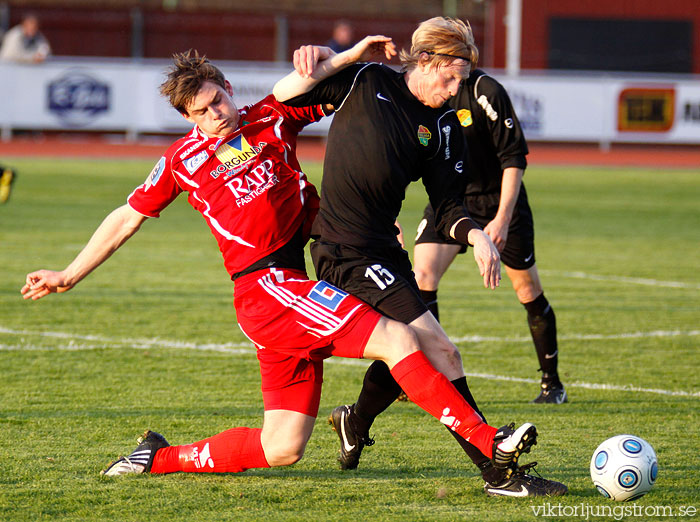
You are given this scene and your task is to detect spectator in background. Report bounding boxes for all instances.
[326,20,355,54]
[0,13,51,63]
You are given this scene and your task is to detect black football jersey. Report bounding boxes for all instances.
[285,63,471,247]
[448,69,528,196]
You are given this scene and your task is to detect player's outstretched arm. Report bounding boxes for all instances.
[467,228,502,290]
[273,35,396,102]
[21,204,148,301]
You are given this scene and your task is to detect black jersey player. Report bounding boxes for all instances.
[274,18,567,497]
[413,69,567,405]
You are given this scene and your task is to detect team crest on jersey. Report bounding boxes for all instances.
[308,281,348,312]
[457,109,473,127]
[417,125,431,146]
[143,156,166,191]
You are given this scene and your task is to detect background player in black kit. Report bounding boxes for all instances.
[413,69,567,405]
[274,17,567,497]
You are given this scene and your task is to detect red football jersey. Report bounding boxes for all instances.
[128,95,324,276]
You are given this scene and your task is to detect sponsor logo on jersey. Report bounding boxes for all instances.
[308,281,348,312]
[417,125,431,146]
[477,95,498,121]
[211,135,265,178]
[143,157,166,191]
[226,158,279,207]
[183,150,209,175]
[179,138,208,160]
[455,160,463,174]
[456,109,473,127]
[442,125,451,159]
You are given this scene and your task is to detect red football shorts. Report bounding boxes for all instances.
[234,268,381,416]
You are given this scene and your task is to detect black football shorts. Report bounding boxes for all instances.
[310,239,428,324]
[415,190,536,270]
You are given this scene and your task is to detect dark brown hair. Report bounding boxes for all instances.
[159,50,226,114]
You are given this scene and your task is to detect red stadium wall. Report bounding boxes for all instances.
[4,2,695,71]
[487,0,699,73]
[1,5,485,63]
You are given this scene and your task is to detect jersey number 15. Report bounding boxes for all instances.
[365,264,395,290]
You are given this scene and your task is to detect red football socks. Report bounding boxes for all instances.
[150,427,269,474]
[148,352,499,473]
[390,351,497,458]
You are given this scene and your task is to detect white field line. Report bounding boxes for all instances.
[458,372,700,398]
[1,326,698,398]
[540,269,700,290]
[451,329,700,344]
[0,326,255,354]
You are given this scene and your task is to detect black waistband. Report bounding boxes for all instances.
[231,227,307,281]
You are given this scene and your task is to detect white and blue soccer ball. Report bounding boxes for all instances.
[590,435,658,501]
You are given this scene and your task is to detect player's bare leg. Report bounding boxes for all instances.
[505,263,543,304]
[260,410,316,466]
[413,242,462,320]
[407,311,465,380]
[405,241,461,401]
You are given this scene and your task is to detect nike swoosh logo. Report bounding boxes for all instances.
[524,253,534,263]
[544,350,558,359]
[340,410,356,451]
[376,93,391,102]
[491,485,529,497]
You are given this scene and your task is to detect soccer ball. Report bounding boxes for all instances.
[590,435,658,501]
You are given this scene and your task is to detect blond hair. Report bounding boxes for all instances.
[159,50,226,114]
[399,17,479,71]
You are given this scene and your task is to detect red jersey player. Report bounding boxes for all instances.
[21,45,537,484]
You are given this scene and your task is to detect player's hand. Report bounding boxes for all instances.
[483,217,509,253]
[21,270,74,300]
[346,35,397,64]
[293,36,396,79]
[293,45,335,78]
[467,229,501,289]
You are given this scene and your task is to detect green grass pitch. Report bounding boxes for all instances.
[0,156,698,521]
